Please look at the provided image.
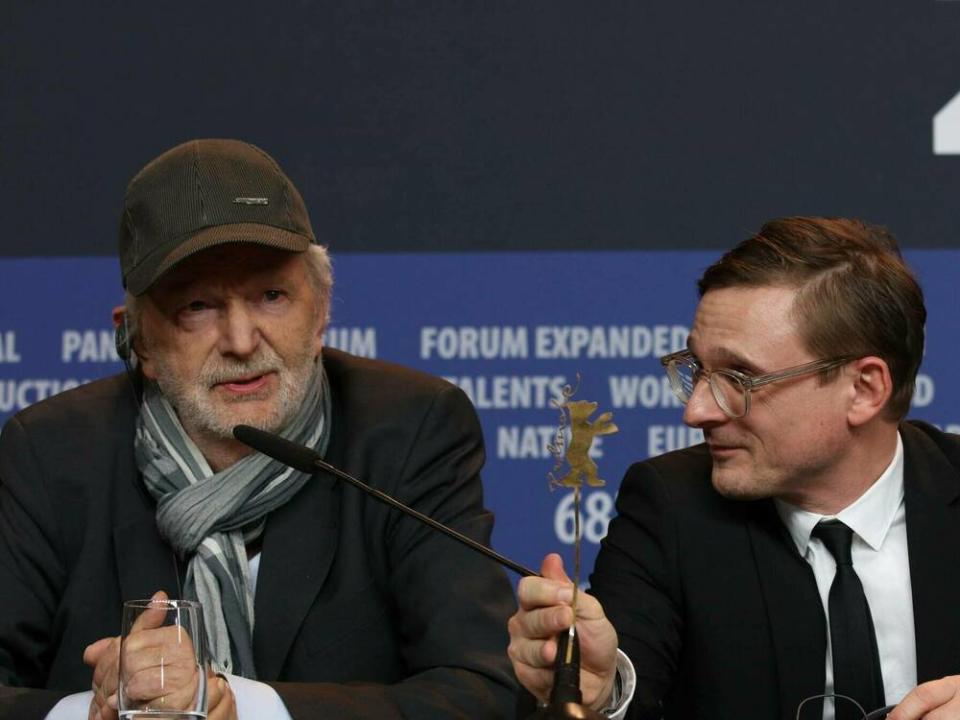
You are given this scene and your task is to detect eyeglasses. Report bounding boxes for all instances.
[660,349,854,419]
[795,693,895,719]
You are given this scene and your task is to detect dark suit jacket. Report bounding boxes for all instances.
[590,420,960,720]
[0,349,517,719]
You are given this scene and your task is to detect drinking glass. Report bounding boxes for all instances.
[118,598,208,720]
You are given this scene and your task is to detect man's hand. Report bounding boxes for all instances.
[83,634,120,720]
[207,673,237,720]
[85,590,174,720]
[887,675,960,719]
[507,553,619,709]
[83,590,235,720]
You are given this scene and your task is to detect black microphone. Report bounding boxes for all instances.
[527,627,604,720]
[232,424,538,578]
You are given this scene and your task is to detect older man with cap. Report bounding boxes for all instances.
[0,139,517,719]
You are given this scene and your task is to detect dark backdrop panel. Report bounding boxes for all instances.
[4,2,960,256]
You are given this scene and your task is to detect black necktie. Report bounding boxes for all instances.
[812,520,885,719]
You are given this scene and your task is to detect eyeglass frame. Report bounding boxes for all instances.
[660,349,856,419]
[795,693,895,720]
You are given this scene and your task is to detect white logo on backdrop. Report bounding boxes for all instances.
[934,90,960,154]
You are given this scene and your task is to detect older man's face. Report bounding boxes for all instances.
[137,244,324,445]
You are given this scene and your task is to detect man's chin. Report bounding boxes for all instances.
[710,466,768,501]
[201,402,289,439]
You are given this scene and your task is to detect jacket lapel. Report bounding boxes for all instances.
[112,460,180,601]
[252,468,341,679]
[901,424,960,682]
[113,518,181,601]
[747,501,827,718]
[112,427,180,602]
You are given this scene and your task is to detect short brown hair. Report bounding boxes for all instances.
[698,217,925,420]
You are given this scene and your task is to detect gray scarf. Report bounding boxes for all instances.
[134,363,331,678]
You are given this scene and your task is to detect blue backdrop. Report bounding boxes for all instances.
[2,250,957,576]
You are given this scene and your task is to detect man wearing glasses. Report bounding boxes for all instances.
[508,217,960,719]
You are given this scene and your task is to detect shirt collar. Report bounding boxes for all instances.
[775,432,904,555]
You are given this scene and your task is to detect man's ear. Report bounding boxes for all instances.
[847,356,893,427]
[314,322,325,356]
[112,306,135,364]
[313,302,327,356]
[113,305,156,376]
[111,306,125,330]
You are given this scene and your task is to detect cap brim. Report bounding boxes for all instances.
[126,223,312,296]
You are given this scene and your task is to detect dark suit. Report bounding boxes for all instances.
[0,349,517,719]
[590,420,960,720]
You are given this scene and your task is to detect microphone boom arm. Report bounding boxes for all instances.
[233,424,538,578]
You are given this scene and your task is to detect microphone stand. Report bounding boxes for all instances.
[232,424,602,718]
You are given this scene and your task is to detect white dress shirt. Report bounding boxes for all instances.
[775,432,916,719]
[611,432,917,719]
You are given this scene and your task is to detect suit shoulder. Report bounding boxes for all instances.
[320,350,481,459]
[322,348,461,402]
[626,443,712,484]
[902,419,960,473]
[620,443,720,503]
[8,373,136,435]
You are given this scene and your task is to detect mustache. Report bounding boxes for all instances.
[201,352,281,386]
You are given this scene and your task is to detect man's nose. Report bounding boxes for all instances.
[217,303,261,357]
[682,376,729,428]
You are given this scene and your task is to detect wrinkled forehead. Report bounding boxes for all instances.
[689,285,807,369]
[148,243,307,297]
